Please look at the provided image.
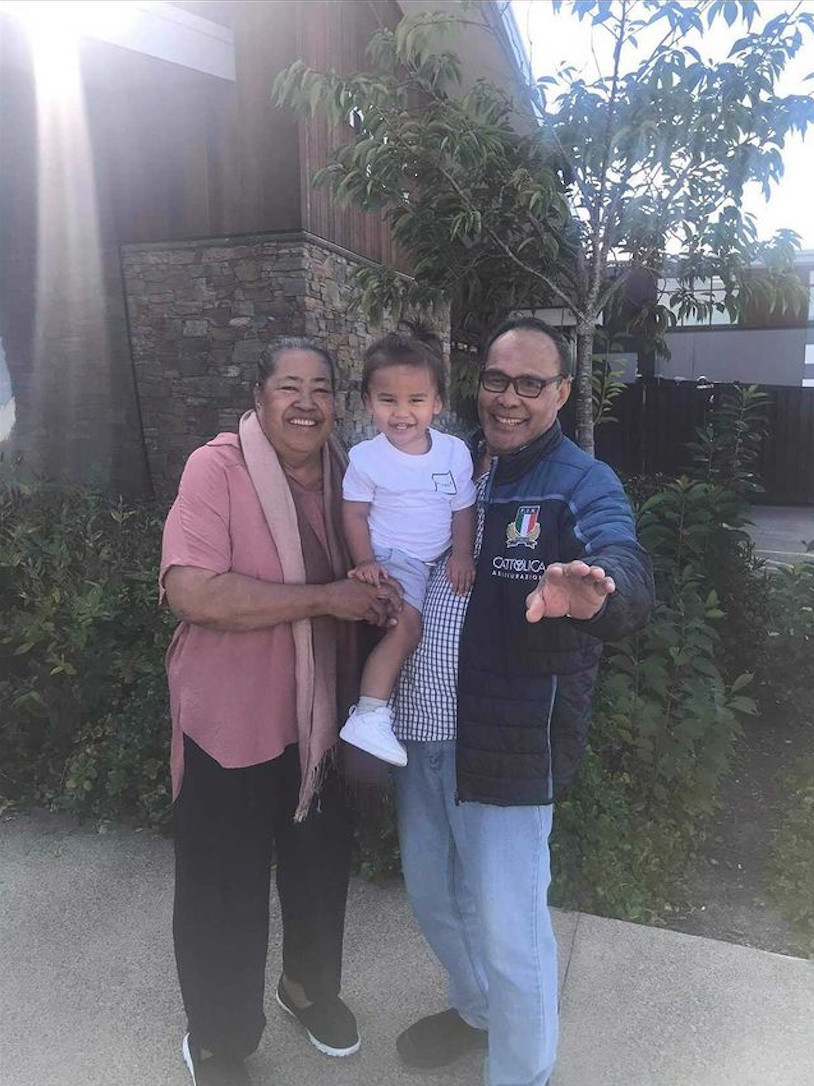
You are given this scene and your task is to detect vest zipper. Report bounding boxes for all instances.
[546,676,558,800]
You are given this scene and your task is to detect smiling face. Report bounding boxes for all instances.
[364,363,442,454]
[254,348,336,467]
[478,329,571,455]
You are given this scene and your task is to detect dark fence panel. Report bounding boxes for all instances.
[761,387,814,505]
[559,381,814,506]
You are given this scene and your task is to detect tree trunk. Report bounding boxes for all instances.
[574,324,596,457]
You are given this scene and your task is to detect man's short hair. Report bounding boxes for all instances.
[482,317,573,379]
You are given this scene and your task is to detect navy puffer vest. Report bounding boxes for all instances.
[456,422,654,806]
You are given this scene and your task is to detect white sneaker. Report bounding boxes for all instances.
[340,705,408,766]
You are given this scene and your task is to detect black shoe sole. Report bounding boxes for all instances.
[182,1034,198,1085]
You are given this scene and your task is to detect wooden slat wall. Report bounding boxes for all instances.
[4,2,408,257]
[77,5,306,245]
[72,36,237,244]
[298,0,409,270]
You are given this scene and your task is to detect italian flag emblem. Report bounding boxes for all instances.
[506,505,541,548]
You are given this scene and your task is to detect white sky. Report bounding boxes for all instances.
[511,0,814,251]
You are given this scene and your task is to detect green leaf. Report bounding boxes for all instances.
[728,695,757,715]
[730,672,753,693]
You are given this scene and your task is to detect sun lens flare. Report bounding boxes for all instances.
[0,1,150,476]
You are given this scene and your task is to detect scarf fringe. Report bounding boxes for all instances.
[294,743,338,822]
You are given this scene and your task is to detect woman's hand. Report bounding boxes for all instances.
[325,577,403,627]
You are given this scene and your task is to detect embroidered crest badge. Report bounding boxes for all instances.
[506,505,541,549]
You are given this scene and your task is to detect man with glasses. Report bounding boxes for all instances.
[391,316,654,1086]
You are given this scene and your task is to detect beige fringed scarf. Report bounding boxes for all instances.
[238,409,356,821]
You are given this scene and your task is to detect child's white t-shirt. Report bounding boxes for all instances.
[342,429,477,563]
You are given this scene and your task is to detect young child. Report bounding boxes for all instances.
[340,332,477,765]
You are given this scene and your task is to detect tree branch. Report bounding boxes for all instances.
[434,158,585,317]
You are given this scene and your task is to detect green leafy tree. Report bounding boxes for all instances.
[275,0,813,454]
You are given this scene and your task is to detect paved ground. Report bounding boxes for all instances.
[747,505,814,564]
[2,810,813,1086]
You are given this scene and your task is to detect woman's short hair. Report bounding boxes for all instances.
[361,330,446,402]
[256,337,337,390]
[482,317,573,379]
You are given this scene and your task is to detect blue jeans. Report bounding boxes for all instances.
[394,741,557,1086]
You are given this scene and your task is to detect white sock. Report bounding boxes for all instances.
[358,696,387,714]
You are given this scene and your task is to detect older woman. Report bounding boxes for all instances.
[161,337,400,1086]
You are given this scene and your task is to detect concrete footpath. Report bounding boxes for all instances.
[747,505,814,565]
[2,811,812,1086]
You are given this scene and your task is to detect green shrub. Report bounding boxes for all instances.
[550,747,694,923]
[768,756,814,957]
[603,581,753,821]
[2,477,808,929]
[635,475,752,596]
[687,384,770,495]
[621,478,757,815]
[634,473,773,685]
[0,484,173,824]
[757,559,814,724]
[620,472,673,509]
[551,595,751,919]
[548,477,758,918]
[352,792,402,881]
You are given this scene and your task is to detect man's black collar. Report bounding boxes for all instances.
[493,420,563,484]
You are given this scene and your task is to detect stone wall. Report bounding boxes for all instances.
[122,231,449,497]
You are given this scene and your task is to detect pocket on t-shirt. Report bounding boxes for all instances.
[432,471,457,495]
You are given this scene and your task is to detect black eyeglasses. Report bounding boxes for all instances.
[479,369,567,399]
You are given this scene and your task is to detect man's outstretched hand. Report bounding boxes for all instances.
[525,561,615,623]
